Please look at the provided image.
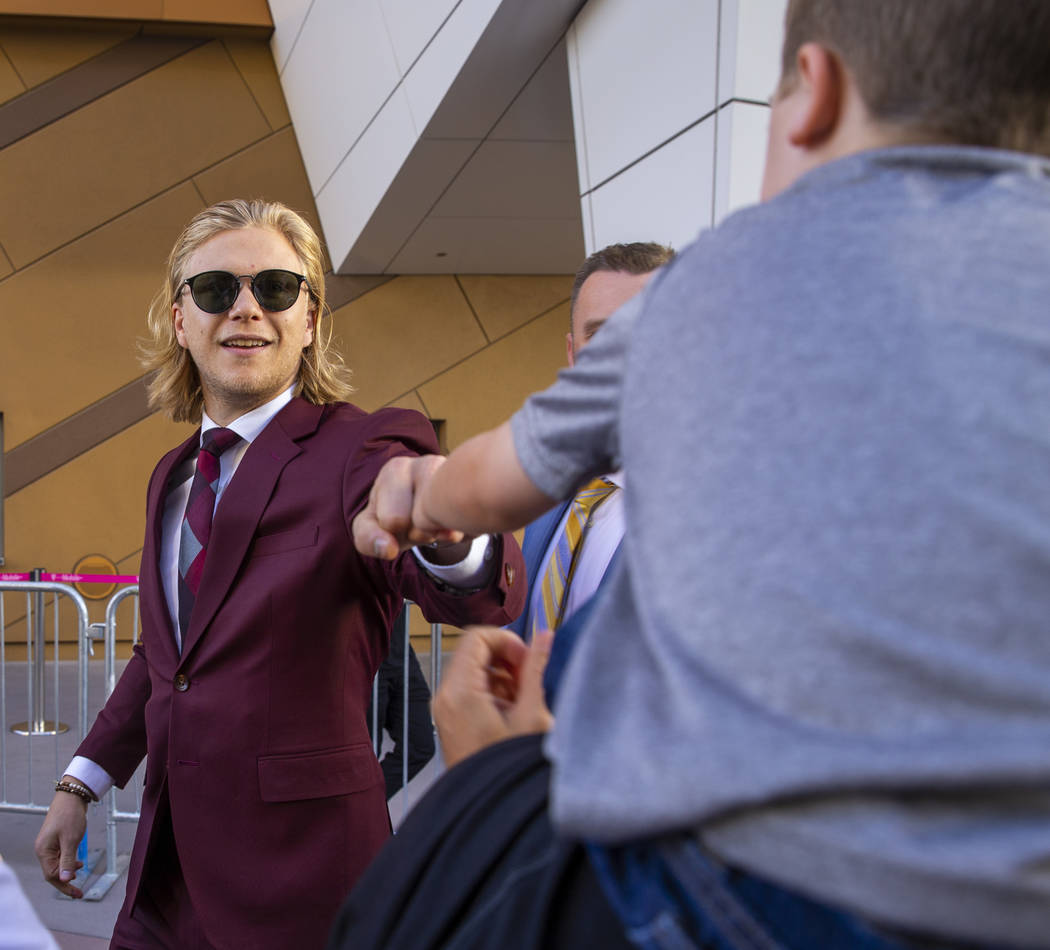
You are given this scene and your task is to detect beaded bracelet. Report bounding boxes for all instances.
[54,779,95,804]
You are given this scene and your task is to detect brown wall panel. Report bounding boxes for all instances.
[0,24,573,656]
[162,0,271,26]
[325,274,391,312]
[330,276,488,412]
[0,0,269,24]
[0,40,268,267]
[0,1,163,19]
[2,389,192,642]
[0,41,24,102]
[0,184,204,448]
[0,25,133,88]
[0,33,204,152]
[458,274,572,341]
[6,377,151,493]
[418,303,567,449]
[117,548,142,576]
[193,128,320,237]
[385,392,428,416]
[220,38,288,132]
[4,410,195,576]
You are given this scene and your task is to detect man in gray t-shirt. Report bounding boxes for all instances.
[351,2,1050,947]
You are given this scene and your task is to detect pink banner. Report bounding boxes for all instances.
[46,573,139,584]
[0,573,139,584]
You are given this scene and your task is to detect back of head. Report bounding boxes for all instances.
[781,0,1050,156]
[570,242,676,315]
[142,198,354,423]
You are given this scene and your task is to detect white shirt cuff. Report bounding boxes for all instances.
[412,534,495,588]
[65,757,114,800]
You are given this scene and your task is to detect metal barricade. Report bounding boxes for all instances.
[371,602,445,825]
[84,584,140,901]
[0,580,90,814]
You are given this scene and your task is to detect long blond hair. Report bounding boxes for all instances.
[141,199,354,423]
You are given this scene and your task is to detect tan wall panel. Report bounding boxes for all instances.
[458,275,572,342]
[3,411,192,641]
[3,412,195,575]
[330,276,487,412]
[0,1,268,23]
[221,37,288,128]
[0,244,12,278]
[4,411,194,575]
[0,26,133,89]
[162,0,271,26]
[0,184,204,448]
[194,128,319,235]
[418,303,567,450]
[384,391,428,416]
[0,2,161,17]
[0,40,269,268]
[117,548,142,576]
[0,43,25,103]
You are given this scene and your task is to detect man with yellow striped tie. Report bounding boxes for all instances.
[506,243,673,671]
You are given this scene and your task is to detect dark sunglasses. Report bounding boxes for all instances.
[180,269,311,314]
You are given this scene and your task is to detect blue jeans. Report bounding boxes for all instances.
[587,836,1010,950]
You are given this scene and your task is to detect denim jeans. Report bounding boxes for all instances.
[587,836,1010,950]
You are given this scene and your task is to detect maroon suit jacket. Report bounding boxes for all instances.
[77,398,525,950]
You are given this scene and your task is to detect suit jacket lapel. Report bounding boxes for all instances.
[531,502,571,565]
[518,500,572,635]
[178,399,323,663]
[144,432,200,672]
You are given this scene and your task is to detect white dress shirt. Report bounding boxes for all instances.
[68,388,491,797]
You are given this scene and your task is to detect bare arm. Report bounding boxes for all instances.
[354,422,557,560]
[34,776,90,898]
[421,423,555,534]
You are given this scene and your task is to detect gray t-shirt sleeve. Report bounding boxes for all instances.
[510,291,641,500]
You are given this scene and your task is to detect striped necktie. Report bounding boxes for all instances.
[177,427,241,639]
[530,477,617,640]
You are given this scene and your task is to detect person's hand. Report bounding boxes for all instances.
[353,455,464,560]
[433,626,554,768]
[34,781,89,898]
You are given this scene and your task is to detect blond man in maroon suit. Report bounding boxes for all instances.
[34,200,525,950]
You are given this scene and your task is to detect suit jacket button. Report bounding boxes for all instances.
[174,674,189,692]
[504,564,515,586]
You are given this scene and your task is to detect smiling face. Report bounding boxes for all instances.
[173,226,316,425]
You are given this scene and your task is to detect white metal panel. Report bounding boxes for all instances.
[279,0,403,192]
[580,191,596,255]
[402,0,502,135]
[379,0,460,75]
[490,39,575,143]
[268,0,315,74]
[565,20,591,195]
[315,86,419,269]
[719,0,787,104]
[388,215,585,274]
[588,117,716,255]
[431,140,579,219]
[571,0,719,190]
[338,138,478,273]
[713,100,769,224]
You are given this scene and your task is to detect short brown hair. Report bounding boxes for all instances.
[141,199,355,423]
[570,242,675,322]
[780,0,1050,156]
